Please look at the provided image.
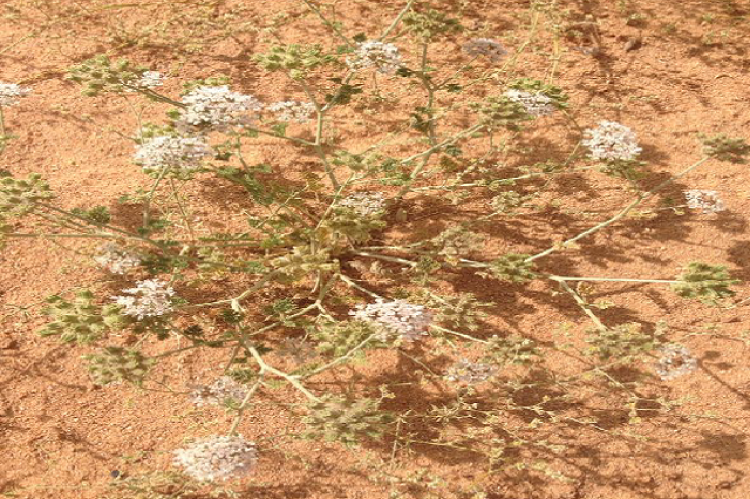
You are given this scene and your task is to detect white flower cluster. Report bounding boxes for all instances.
[94,243,141,274]
[190,376,249,407]
[0,82,30,107]
[347,41,402,75]
[582,121,642,161]
[337,191,387,217]
[504,89,555,118]
[655,344,698,381]
[445,359,496,385]
[134,135,213,175]
[131,71,165,90]
[684,189,725,214]
[268,100,316,124]
[113,279,175,319]
[462,38,508,63]
[173,435,257,482]
[177,85,263,131]
[350,299,432,342]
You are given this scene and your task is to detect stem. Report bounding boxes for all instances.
[551,277,608,331]
[228,374,265,435]
[526,156,710,263]
[302,333,379,379]
[549,276,679,284]
[168,178,196,241]
[379,0,416,41]
[242,340,319,402]
[338,273,383,299]
[299,0,352,47]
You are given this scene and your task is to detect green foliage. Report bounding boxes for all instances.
[480,254,537,283]
[701,134,750,163]
[322,208,386,244]
[66,54,150,96]
[598,158,644,181]
[671,262,739,305]
[585,322,661,361]
[472,96,532,130]
[71,205,111,224]
[38,291,129,344]
[0,173,54,217]
[508,78,569,109]
[301,394,393,446]
[309,320,382,357]
[271,245,338,280]
[410,291,491,332]
[255,44,335,79]
[485,334,540,366]
[428,226,484,265]
[402,8,463,40]
[84,346,154,386]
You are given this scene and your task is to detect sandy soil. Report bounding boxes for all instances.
[1,0,750,498]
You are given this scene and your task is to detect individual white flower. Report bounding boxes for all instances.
[94,243,141,274]
[173,435,257,482]
[504,89,555,118]
[132,71,165,89]
[462,38,508,63]
[350,299,432,342]
[347,41,402,75]
[0,83,30,107]
[445,359,496,385]
[268,100,316,124]
[337,192,387,217]
[655,344,698,381]
[177,85,262,131]
[684,190,725,214]
[134,135,213,175]
[113,279,175,319]
[582,121,642,161]
[190,376,249,407]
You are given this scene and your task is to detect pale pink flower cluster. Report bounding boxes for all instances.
[582,121,642,161]
[350,299,432,342]
[177,85,263,131]
[94,243,141,274]
[462,38,508,63]
[347,41,402,74]
[0,83,30,107]
[113,279,175,319]
[173,435,257,482]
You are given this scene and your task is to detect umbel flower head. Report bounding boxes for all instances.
[189,376,249,407]
[350,298,432,342]
[462,38,508,63]
[128,71,165,90]
[94,243,141,274]
[0,83,30,107]
[347,41,402,75]
[268,100,316,124]
[684,189,725,214]
[134,135,213,177]
[173,435,257,482]
[337,191,387,217]
[504,89,555,118]
[445,359,496,385]
[177,85,263,131]
[113,279,175,319]
[582,120,642,161]
[655,344,698,381]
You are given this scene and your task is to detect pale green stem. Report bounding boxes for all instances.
[551,277,608,331]
[526,156,710,263]
[302,333,379,379]
[338,273,382,299]
[549,276,679,284]
[379,0,416,40]
[228,374,265,435]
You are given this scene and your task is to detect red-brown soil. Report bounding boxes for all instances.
[2,1,750,498]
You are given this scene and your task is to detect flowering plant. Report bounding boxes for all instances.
[2,0,748,494]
